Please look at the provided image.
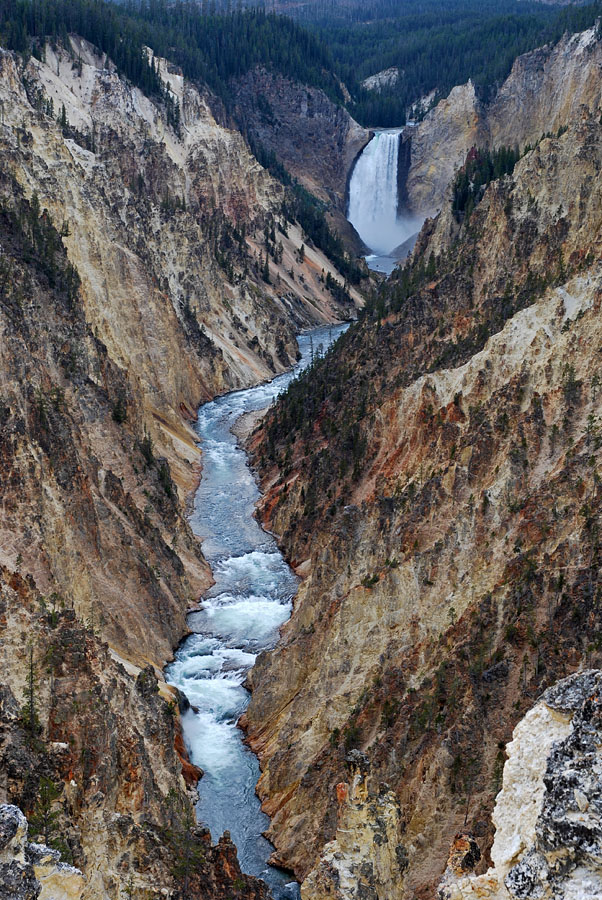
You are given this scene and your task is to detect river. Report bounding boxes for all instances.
[165,323,348,898]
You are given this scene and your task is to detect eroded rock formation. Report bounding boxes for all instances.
[0,31,360,900]
[406,25,602,215]
[301,751,406,900]
[440,671,602,900]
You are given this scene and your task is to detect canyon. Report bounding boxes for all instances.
[405,25,602,216]
[1,9,602,900]
[0,29,359,900]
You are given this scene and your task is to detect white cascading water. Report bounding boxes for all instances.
[165,324,347,900]
[348,130,416,257]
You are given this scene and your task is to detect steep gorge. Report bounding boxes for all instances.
[4,9,602,900]
[244,59,602,898]
[0,36,361,668]
[406,25,602,216]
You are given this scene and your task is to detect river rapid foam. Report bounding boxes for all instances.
[166,324,347,898]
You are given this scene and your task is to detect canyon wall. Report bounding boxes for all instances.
[245,99,602,897]
[440,670,602,900]
[406,25,602,215]
[0,36,359,670]
[233,66,369,208]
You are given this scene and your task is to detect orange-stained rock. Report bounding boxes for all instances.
[336,783,349,805]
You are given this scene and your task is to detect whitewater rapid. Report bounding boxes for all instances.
[166,324,347,899]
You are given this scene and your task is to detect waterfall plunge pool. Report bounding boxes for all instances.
[166,324,348,899]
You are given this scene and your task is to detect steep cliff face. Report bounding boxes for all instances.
[440,671,602,900]
[0,35,360,670]
[404,81,484,215]
[245,104,602,897]
[406,25,602,215]
[233,66,369,207]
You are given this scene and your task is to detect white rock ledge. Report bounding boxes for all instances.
[439,670,602,900]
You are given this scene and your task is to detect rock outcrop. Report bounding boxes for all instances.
[301,752,406,900]
[406,25,602,215]
[0,804,84,900]
[440,671,602,900]
[362,68,400,92]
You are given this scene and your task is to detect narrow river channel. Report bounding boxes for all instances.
[166,323,348,898]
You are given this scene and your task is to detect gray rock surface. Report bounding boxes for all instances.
[0,805,84,900]
[440,671,602,900]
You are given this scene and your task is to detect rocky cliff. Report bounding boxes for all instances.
[404,81,484,216]
[0,803,84,900]
[244,95,602,898]
[440,671,602,900]
[406,25,602,215]
[0,36,360,670]
[233,66,369,209]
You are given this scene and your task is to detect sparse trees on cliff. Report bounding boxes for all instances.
[163,789,205,898]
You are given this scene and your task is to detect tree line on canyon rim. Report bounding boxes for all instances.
[0,0,366,293]
[4,0,602,132]
[175,0,602,127]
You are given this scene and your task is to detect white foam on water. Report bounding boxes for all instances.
[208,549,296,599]
[181,708,244,772]
[192,595,292,646]
[165,324,347,897]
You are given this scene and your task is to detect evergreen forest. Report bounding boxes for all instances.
[3,0,602,130]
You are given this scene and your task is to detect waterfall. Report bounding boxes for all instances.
[348,130,415,257]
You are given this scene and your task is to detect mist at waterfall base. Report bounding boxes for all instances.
[348,129,422,274]
[165,325,347,900]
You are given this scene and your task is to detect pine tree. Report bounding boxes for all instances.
[28,776,61,846]
[163,790,205,898]
[21,644,41,744]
